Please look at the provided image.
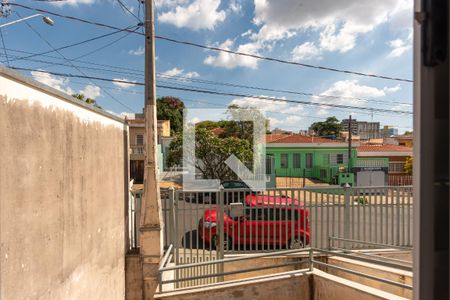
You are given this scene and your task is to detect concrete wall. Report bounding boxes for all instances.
[0,67,128,300]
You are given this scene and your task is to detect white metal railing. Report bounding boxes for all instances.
[389,161,406,173]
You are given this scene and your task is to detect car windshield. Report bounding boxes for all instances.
[222,181,248,189]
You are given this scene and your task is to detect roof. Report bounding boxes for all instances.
[265,134,291,143]
[211,127,225,136]
[267,134,340,144]
[357,144,412,156]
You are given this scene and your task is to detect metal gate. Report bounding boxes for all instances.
[131,185,413,287]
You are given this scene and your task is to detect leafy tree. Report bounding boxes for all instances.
[310,116,341,137]
[220,104,269,143]
[157,96,185,135]
[404,156,413,175]
[73,93,102,109]
[404,131,413,135]
[167,127,253,181]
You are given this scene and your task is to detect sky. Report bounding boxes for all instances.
[0,0,413,133]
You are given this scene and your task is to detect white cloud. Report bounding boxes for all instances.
[158,0,226,30]
[387,38,411,58]
[79,85,101,99]
[229,0,242,13]
[313,80,396,107]
[51,0,96,6]
[155,0,189,7]
[31,70,74,95]
[113,78,137,89]
[230,96,304,114]
[128,46,145,56]
[254,0,412,55]
[204,39,259,69]
[161,67,200,79]
[292,42,322,61]
[383,84,401,93]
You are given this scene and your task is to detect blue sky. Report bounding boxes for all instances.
[1,0,413,133]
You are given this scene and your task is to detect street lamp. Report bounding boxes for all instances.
[0,14,54,28]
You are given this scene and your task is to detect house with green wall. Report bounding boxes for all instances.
[266,134,357,184]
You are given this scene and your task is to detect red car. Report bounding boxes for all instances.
[198,194,310,250]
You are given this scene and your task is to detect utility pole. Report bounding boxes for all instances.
[348,115,352,172]
[140,0,163,299]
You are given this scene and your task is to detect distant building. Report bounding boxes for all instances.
[341,119,380,140]
[381,125,399,137]
[266,134,357,184]
[126,113,173,183]
[271,128,293,135]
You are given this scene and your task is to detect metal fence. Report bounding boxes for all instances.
[129,185,413,260]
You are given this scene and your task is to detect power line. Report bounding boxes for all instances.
[9,3,413,83]
[10,67,413,115]
[16,12,135,112]
[35,25,141,70]
[2,23,140,64]
[0,28,9,67]
[0,45,412,107]
[157,73,413,106]
[116,0,141,22]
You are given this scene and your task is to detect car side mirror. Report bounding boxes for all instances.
[229,202,244,218]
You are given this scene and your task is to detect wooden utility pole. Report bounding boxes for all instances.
[140,0,163,298]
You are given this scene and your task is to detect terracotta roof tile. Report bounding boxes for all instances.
[268,134,339,144]
[265,134,291,142]
[357,144,412,152]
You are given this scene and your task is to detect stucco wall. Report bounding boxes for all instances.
[0,68,128,300]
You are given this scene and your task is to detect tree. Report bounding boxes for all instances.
[219,104,269,143]
[404,156,413,175]
[309,116,341,137]
[73,93,102,109]
[157,96,185,135]
[167,127,253,181]
[404,130,413,135]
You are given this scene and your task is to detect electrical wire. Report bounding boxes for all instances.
[2,23,140,64]
[9,67,413,115]
[0,45,412,107]
[116,0,141,22]
[0,28,9,67]
[9,3,413,83]
[17,12,135,111]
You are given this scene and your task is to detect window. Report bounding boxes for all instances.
[136,134,144,145]
[293,153,301,168]
[337,154,344,164]
[305,153,313,168]
[266,155,274,174]
[281,153,289,168]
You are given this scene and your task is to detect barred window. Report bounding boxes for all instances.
[281,153,289,169]
[306,153,313,168]
[293,153,301,168]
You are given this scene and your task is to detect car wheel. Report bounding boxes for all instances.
[212,235,233,250]
[288,237,305,249]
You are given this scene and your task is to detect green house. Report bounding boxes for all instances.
[266,134,357,183]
